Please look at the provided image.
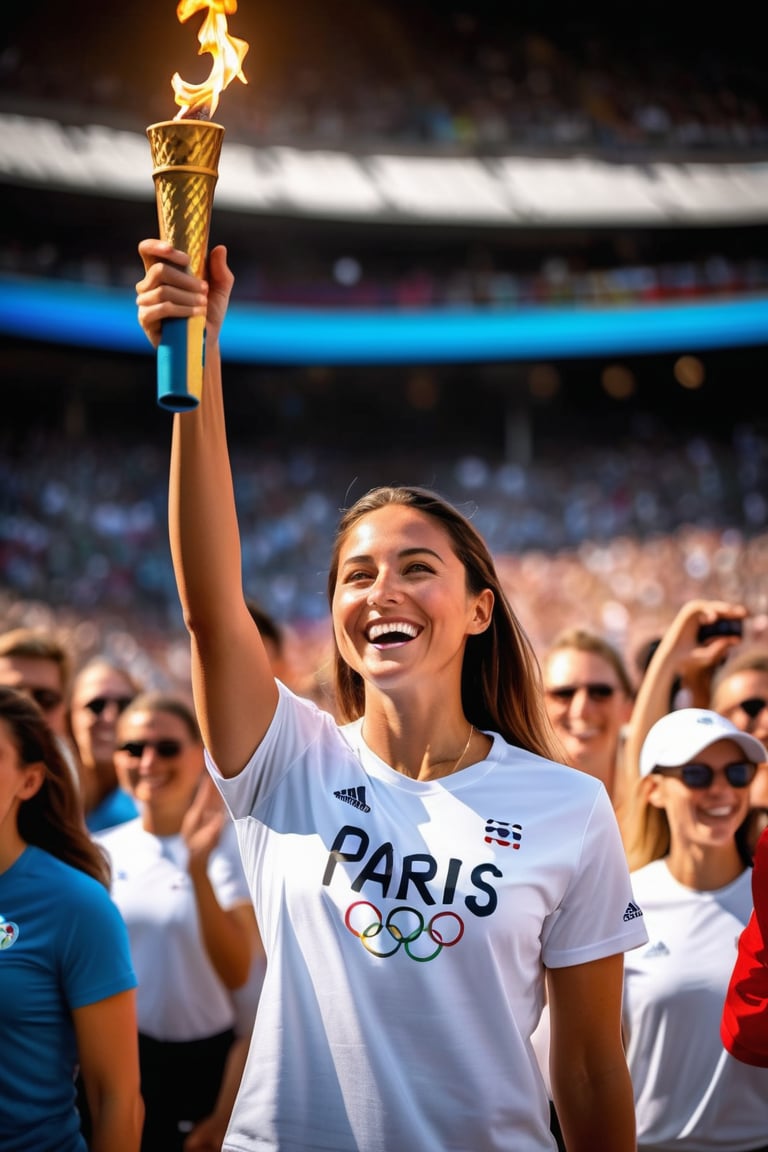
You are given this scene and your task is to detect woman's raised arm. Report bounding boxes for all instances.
[136,240,278,775]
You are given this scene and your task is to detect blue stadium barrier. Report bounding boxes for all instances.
[2,276,768,364]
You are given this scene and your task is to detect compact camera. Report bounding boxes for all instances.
[696,618,744,643]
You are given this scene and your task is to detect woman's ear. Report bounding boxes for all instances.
[18,763,45,801]
[645,773,667,810]
[469,588,494,634]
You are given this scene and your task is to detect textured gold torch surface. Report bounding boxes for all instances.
[146,119,225,278]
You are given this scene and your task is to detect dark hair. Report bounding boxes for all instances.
[0,686,110,886]
[326,485,561,759]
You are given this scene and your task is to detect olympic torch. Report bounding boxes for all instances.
[147,0,248,411]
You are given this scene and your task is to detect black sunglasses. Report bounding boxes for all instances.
[27,687,64,712]
[653,761,758,790]
[735,697,767,721]
[546,682,617,703]
[83,696,134,716]
[117,739,183,758]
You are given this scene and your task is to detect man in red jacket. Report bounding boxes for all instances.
[721,824,768,1066]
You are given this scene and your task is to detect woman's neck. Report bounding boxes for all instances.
[664,840,746,891]
[140,808,183,837]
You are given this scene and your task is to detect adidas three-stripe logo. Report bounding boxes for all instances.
[623,901,643,921]
[333,786,371,813]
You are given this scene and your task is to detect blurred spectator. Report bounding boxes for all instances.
[0,625,82,790]
[623,708,768,1149]
[0,626,73,739]
[69,656,141,832]
[711,645,768,851]
[0,684,143,1152]
[540,625,635,814]
[95,690,257,1152]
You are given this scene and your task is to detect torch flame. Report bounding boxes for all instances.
[172,0,249,121]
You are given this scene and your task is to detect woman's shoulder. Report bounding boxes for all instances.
[20,845,114,908]
[490,733,606,790]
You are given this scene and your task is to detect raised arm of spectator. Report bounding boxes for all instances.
[621,598,747,784]
[136,241,278,776]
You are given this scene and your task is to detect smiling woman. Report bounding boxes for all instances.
[0,685,143,1152]
[622,708,768,1151]
[94,690,259,1152]
[133,234,650,1151]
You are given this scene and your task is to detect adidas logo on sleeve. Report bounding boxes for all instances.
[623,901,644,921]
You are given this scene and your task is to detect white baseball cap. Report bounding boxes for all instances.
[639,707,767,777]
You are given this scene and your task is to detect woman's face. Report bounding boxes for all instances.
[712,667,768,745]
[70,665,135,771]
[0,717,43,834]
[711,668,768,809]
[542,648,632,787]
[114,708,203,816]
[648,737,754,853]
[331,504,492,698]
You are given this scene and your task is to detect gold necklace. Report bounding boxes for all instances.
[450,723,474,775]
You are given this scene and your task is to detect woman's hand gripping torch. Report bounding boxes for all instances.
[146,118,224,411]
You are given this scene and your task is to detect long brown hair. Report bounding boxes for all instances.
[0,686,110,887]
[326,485,562,759]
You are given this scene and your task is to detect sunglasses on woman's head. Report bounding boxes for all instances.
[84,696,134,716]
[652,761,757,789]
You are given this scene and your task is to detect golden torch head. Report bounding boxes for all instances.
[146,118,224,279]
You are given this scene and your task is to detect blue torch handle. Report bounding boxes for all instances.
[156,316,206,412]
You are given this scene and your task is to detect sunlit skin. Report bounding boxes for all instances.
[114,708,205,837]
[331,504,493,779]
[0,655,68,738]
[542,648,632,795]
[712,668,768,809]
[647,738,752,889]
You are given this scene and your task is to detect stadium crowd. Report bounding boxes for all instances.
[3,1,767,158]
[2,422,767,695]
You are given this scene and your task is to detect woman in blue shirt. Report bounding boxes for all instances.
[0,685,143,1151]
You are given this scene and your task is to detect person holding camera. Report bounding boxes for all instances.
[619,599,747,833]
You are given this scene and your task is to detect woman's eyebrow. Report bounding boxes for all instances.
[341,546,445,565]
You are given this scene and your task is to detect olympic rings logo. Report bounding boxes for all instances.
[345,900,464,962]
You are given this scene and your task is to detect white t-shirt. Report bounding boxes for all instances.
[96,816,251,1041]
[209,684,648,1152]
[625,857,768,1151]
